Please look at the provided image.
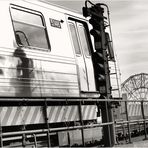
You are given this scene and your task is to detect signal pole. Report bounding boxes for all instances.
[83,2,115,146]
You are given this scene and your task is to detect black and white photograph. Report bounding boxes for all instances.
[0,0,148,147]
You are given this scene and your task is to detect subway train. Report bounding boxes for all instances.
[0,0,116,147]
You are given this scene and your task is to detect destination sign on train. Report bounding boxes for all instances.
[50,18,61,28]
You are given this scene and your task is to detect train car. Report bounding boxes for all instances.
[0,0,115,147]
[0,0,98,97]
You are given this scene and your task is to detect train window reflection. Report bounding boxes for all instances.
[14,22,49,49]
[78,25,91,56]
[69,23,81,55]
[11,7,50,50]
[11,8,43,26]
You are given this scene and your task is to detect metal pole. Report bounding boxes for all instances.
[78,103,85,146]
[0,123,3,148]
[43,101,51,147]
[122,122,126,141]
[22,125,26,147]
[138,121,141,135]
[109,105,116,145]
[141,101,148,140]
[105,102,112,146]
[101,101,112,147]
[67,131,70,146]
[125,101,132,143]
[33,134,37,148]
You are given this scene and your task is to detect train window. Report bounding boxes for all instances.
[69,23,81,55]
[10,7,50,50]
[77,25,91,56]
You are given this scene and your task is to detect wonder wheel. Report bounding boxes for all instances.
[121,73,148,100]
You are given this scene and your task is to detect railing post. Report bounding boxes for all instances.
[78,102,85,146]
[43,100,51,147]
[33,134,37,148]
[101,101,112,147]
[138,121,141,135]
[109,104,116,146]
[0,123,3,147]
[125,101,132,143]
[122,122,126,141]
[141,101,148,140]
[22,125,26,147]
[67,131,70,146]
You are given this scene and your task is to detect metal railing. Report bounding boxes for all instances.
[0,97,147,147]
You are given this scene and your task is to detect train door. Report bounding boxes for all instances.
[68,20,96,92]
[76,22,96,91]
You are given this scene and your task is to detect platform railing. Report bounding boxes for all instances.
[114,100,148,145]
[0,122,113,147]
[0,97,148,147]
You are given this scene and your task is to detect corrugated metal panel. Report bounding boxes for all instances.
[0,54,79,97]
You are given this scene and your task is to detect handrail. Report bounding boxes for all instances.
[0,98,148,103]
[2,122,113,137]
[115,118,148,125]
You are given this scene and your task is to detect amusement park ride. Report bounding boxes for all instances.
[122,73,148,101]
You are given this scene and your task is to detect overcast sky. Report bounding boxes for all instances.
[48,0,148,82]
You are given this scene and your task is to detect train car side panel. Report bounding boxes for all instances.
[0,1,82,97]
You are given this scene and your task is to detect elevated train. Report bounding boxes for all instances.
[0,0,116,147]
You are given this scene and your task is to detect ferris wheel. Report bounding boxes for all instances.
[121,73,148,100]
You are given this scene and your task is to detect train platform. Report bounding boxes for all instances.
[115,141,148,147]
[114,137,148,147]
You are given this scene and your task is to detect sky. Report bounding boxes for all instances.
[46,0,148,83]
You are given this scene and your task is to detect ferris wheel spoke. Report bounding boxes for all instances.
[123,84,139,100]
[144,75,148,100]
[133,77,142,99]
[130,77,140,99]
[121,73,148,101]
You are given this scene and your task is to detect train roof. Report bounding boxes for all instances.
[37,0,82,14]
[22,0,88,21]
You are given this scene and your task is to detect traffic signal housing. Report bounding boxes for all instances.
[90,27,108,95]
[83,2,116,146]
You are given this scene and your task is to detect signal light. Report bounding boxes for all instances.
[93,52,104,62]
[93,51,106,95]
[91,27,106,95]
[90,29,101,37]
[90,29,102,50]
[98,74,105,82]
[96,63,105,73]
[84,3,109,96]
[83,2,116,146]
[93,52,105,74]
